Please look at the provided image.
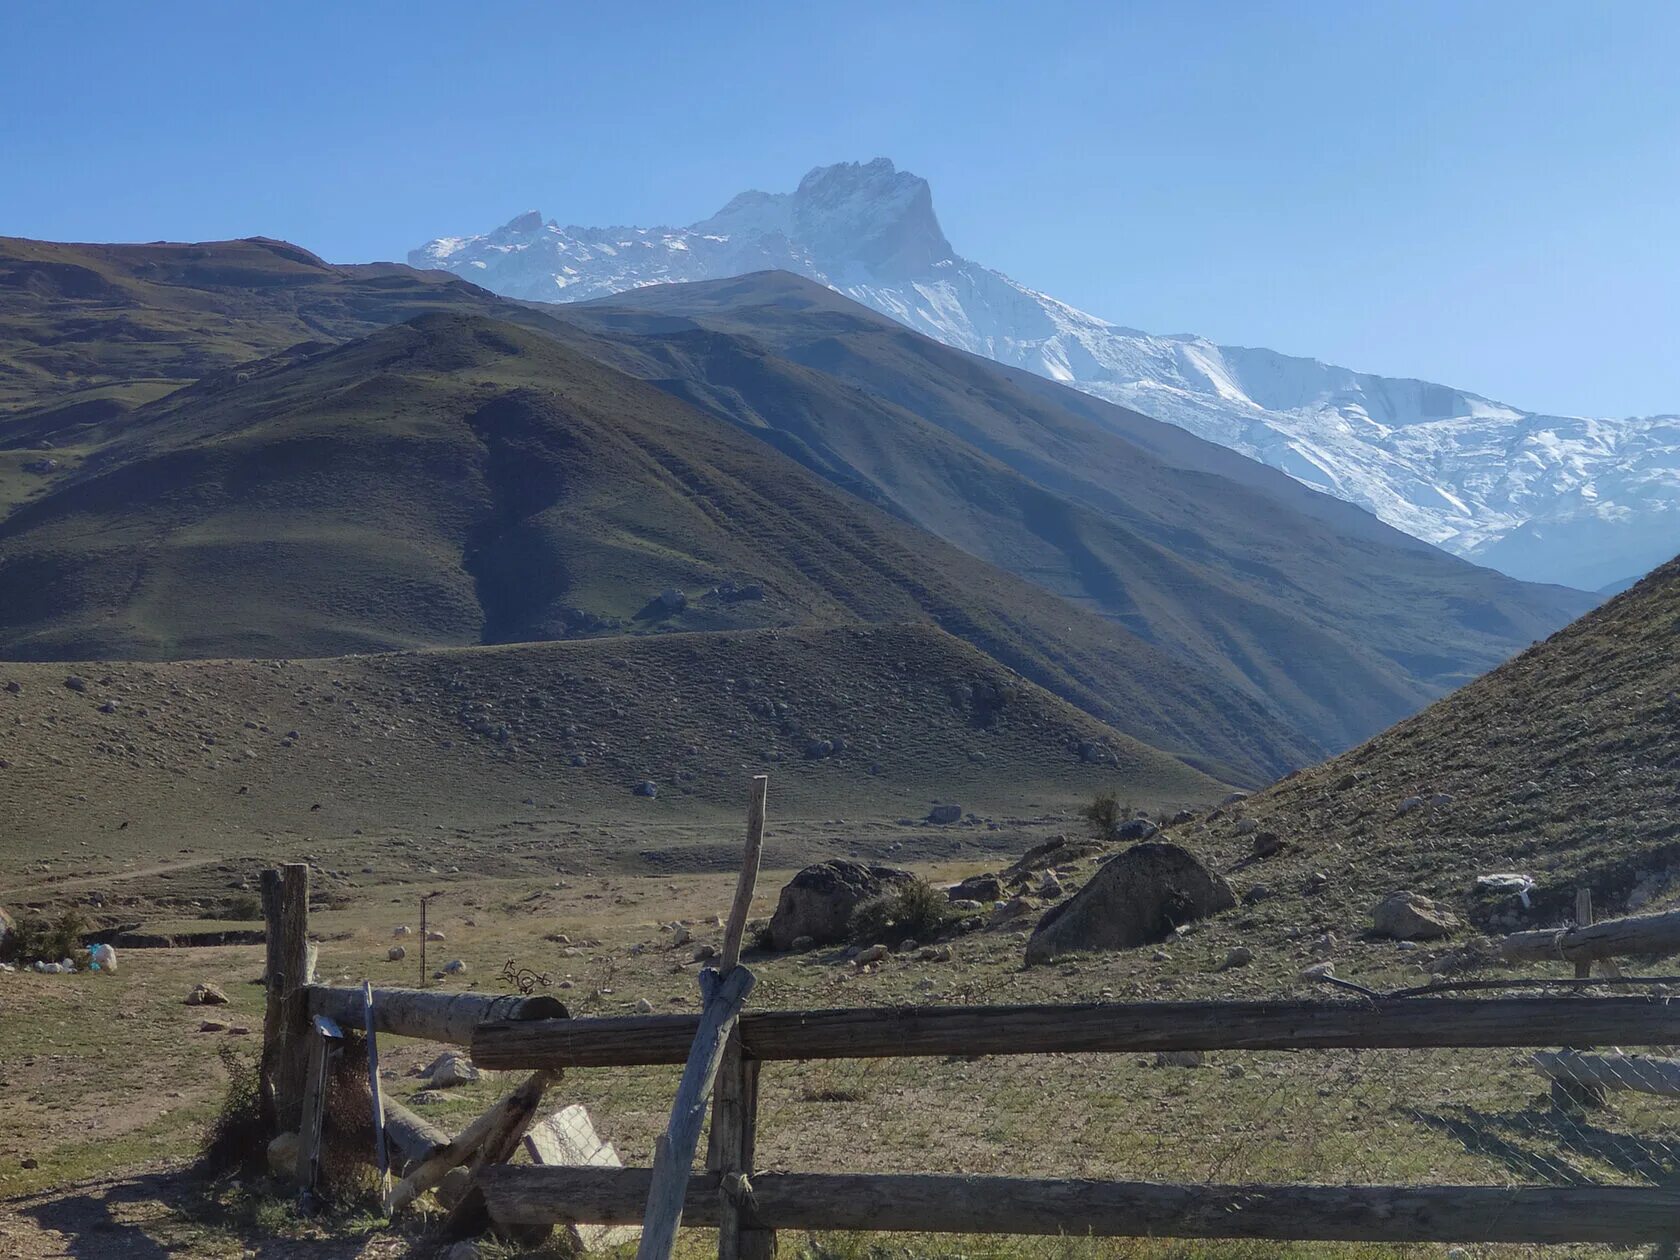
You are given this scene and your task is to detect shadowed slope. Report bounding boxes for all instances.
[0,312,1308,783]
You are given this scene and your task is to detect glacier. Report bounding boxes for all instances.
[411,158,1677,592]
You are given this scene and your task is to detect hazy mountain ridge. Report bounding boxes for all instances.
[414,160,1678,590]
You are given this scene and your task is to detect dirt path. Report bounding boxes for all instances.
[0,857,224,899]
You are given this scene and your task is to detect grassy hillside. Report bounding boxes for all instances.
[566,272,1593,754]
[1191,554,1680,933]
[0,234,513,415]
[0,623,1220,881]
[0,311,1305,783]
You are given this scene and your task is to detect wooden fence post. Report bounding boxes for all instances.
[261,862,312,1135]
[637,776,768,1260]
[1575,889,1594,979]
[712,776,773,1260]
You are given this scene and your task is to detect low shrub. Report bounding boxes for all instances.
[851,878,954,946]
[0,908,87,965]
[199,1044,267,1178]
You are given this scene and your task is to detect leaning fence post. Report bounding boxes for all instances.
[637,775,768,1260]
[261,862,312,1135]
[712,775,773,1260]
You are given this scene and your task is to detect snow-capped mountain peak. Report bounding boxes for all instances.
[411,161,1678,591]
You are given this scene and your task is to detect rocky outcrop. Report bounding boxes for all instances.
[1025,843,1235,966]
[767,860,913,950]
[1371,891,1459,940]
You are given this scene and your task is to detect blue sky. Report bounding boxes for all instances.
[3,1,1676,417]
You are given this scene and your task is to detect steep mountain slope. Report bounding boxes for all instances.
[531,272,1592,755]
[0,311,1306,783]
[1195,554,1680,933]
[0,624,1221,860]
[413,160,1679,591]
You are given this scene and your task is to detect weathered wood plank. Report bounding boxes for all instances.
[307,984,565,1046]
[477,1168,1680,1244]
[388,1069,555,1215]
[441,1069,554,1241]
[473,996,1680,1069]
[1502,907,1680,965]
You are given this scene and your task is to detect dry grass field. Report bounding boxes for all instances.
[5,799,1677,1259]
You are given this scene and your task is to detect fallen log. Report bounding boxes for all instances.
[388,1070,555,1215]
[383,1096,450,1171]
[476,1167,1680,1244]
[1533,1049,1680,1099]
[441,1068,554,1241]
[1501,908,1680,965]
[306,985,566,1046]
[472,996,1680,1070]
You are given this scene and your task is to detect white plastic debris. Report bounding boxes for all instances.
[89,943,117,973]
[1475,873,1536,908]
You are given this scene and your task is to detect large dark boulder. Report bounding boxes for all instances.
[1024,842,1235,966]
[767,860,913,950]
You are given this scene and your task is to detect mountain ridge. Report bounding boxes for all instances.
[412,160,1678,591]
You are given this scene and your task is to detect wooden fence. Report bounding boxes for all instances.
[261,859,1680,1252]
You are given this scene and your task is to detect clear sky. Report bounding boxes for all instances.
[4,0,1677,417]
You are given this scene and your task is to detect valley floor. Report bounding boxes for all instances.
[5,808,1679,1259]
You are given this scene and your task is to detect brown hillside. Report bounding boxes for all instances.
[1193,555,1680,933]
[0,623,1220,884]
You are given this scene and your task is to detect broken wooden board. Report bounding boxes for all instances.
[521,1103,642,1254]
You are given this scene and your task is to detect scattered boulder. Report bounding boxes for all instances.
[1155,1050,1206,1068]
[790,935,815,951]
[854,944,889,966]
[1220,792,1248,807]
[634,998,654,1014]
[1250,831,1282,858]
[765,860,912,950]
[1371,891,1459,940]
[633,780,658,799]
[1024,843,1236,966]
[393,925,411,937]
[1168,809,1196,826]
[267,1132,300,1181]
[948,874,1003,903]
[424,929,446,942]
[1037,874,1065,899]
[1218,946,1254,971]
[437,958,467,976]
[1113,818,1159,842]
[926,804,963,825]
[1003,835,1103,881]
[1396,795,1425,816]
[63,675,87,693]
[424,1051,480,1087]
[388,945,407,962]
[185,982,229,1006]
[1233,818,1258,836]
[1300,961,1336,982]
[1241,884,1273,905]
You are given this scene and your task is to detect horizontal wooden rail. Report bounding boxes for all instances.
[307,985,566,1046]
[472,996,1680,1069]
[477,1167,1680,1244]
[1502,907,1680,965]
